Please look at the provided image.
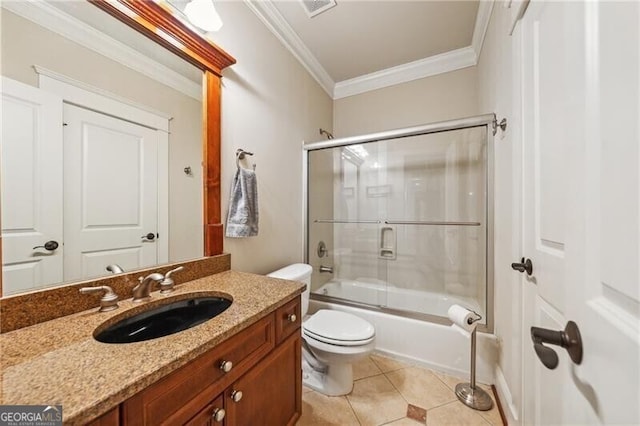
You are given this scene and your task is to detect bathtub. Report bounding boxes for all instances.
[315,278,484,319]
[310,279,497,384]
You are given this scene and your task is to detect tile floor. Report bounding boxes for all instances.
[297,354,504,426]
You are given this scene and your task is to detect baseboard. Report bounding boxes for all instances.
[491,385,509,426]
[374,349,494,385]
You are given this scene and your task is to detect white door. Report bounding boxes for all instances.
[63,103,162,281]
[520,1,639,424]
[1,77,63,295]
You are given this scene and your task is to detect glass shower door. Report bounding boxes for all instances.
[376,127,487,319]
[307,144,389,308]
[306,124,489,323]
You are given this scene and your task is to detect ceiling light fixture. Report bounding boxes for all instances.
[184,0,223,32]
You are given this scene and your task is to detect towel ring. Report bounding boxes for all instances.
[236,149,256,170]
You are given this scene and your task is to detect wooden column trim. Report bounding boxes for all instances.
[203,72,223,255]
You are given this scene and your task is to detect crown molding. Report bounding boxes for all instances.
[1,0,202,100]
[243,0,334,97]
[245,0,495,100]
[333,46,477,99]
[472,0,495,60]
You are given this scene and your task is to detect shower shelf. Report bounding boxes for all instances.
[314,219,481,226]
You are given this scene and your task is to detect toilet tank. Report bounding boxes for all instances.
[267,263,312,317]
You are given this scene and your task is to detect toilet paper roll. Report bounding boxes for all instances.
[447,304,478,337]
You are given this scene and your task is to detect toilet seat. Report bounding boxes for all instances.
[303,310,375,347]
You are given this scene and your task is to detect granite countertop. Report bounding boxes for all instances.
[0,270,304,424]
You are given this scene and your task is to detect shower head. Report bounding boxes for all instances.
[319,128,334,140]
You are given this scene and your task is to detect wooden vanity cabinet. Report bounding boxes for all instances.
[86,407,119,426]
[224,333,301,425]
[119,297,302,426]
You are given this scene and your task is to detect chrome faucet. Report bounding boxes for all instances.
[132,273,164,302]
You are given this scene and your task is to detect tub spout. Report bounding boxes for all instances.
[319,265,333,274]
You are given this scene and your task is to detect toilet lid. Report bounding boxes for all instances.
[303,310,375,346]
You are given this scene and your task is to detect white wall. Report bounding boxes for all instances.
[333,67,479,137]
[476,3,522,424]
[212,2,333,274]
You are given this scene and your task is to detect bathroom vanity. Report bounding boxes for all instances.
[119,296,301,425]
[0,270,304,425]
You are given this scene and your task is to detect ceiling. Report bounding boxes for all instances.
[271,1,479,82]
[4,0,493,100]
[244,0,492,98]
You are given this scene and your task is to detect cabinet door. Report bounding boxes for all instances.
[185,395,225,426]
[225,332,301,426]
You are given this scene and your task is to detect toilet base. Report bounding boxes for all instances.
[302,359,354,396]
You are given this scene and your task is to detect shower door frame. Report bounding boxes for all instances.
[302,113,496,333]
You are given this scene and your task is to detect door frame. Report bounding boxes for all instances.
[37,67,170,264]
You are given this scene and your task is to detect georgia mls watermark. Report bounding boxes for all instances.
[0,405,62,426]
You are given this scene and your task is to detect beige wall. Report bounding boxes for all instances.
[476,3,521,423]
[212,2,333,274]
[333,67,479,137]
[1,4,335,278]
[0,10,204,263]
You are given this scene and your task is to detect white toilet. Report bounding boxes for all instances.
[268,263,376,396]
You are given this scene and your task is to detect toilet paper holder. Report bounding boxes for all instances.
[466,310,482,325]
[453,308,494,412]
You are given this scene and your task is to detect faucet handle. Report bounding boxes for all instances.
[160,266,184,294]
[80,286,119,312]
[165,266,184,279]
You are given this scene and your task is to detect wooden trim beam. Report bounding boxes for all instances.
[89,0,235,75]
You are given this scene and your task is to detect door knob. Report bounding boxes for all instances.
[230,389,243,402]
[219,360,233,373]
[141,233,156,241]
[211,407,225,422]
[511,258,533,275]
[33,240,59,251]
[531,321,583,369]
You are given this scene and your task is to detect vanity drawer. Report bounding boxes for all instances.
[122,314,275,426]
[275,296,301,344]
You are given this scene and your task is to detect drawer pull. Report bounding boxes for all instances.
[219,360,233,373]
[231,390,243,403]
[212,407,226,422]
[287,313,297,323]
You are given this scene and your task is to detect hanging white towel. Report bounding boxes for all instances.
[225,167,259,237]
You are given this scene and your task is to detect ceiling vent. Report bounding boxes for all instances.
[300,0,337,18]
